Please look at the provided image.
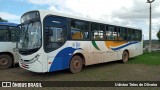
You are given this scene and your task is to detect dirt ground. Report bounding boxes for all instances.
[0,62,160,90]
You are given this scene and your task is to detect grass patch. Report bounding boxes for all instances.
[127,51,160,65]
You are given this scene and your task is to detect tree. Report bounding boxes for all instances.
[157,29,160,42]
[0,17,8,22]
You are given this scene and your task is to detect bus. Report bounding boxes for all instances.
[0,22,20,69]
[19,10,143,73]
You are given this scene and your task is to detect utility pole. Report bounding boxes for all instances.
[147,0,155,52]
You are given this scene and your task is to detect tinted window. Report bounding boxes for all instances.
[91,23,105,40]
[117,27,127,40]
[44,15,67,52]
[135,30,142,41]
[106,26,117,40]
[0,25,10,41]
[71,20,89,40]
[9,26,20,42]
[125,29,142,41]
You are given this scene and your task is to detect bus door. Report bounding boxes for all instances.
[43,15,68,71]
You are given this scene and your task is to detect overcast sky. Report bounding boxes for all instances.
[0,0,160,40]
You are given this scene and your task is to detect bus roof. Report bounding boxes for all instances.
[37,10,141,30]
[22,10,141,30]
[0,22,19,27]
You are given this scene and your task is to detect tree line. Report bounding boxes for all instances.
[0,17,8,22]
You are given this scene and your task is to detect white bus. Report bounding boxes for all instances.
[0,22,20,69]
[19,10,143,73]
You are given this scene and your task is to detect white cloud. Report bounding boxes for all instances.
[28,0,54,5]
[0,12,20,20]
[27,0,160,39]
[0,12,20,23]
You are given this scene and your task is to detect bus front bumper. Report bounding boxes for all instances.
[19,59,43,73]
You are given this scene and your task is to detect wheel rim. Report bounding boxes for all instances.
[73,59,80,70]
[123,52,128,62]
[0,58,8,66]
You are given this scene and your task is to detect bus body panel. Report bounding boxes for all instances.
[0,42,19,63]
[47,40,142,72]
[19,47,48,72]
[0,22,19,69]
[19,10,143,73]
[19,40,142,73]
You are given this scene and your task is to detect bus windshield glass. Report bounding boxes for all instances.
[19,21,41,50]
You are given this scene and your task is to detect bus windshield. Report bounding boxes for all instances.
[19,21,41,50]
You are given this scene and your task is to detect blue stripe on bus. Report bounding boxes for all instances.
[111,41,139,51]
[0,22,18,26]
[49,47,81,72]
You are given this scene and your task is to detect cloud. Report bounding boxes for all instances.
[27,0,160,39]
[28,0,54,5]
[0,12,20,20]
[27,0,66,6]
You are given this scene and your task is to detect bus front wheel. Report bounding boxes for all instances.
[0,54,13,69]
[69,55,83,74]
[122,51,129,63]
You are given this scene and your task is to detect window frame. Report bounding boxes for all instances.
[43,15,142,42]
[43,15,68,53]
[117,27,128,41]
[9,26,20,42]
[69,19,90,41]
[90,22,106,41]
[0,25,19,42]
[106,25,118,41]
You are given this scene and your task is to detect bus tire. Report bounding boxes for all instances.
[122,51,129,63]
[0,54,13,69]
[69,55,83,74]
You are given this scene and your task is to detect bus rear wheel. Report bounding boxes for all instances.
[0,54,13,69]
[69,55,83,74]
[122,51,129,63]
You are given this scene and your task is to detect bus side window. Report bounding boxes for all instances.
[117,27,126,41]
[124,28,127,40]
[127,29,132,41]
[131,29,135,41]
[91,23,105,40]
[107,26,117,40]
[71,20,89,40]
[72,31,83,39]
[106,26,108,40]
[0,25,8,41]
[135,30,142,41]
[9,26,20,42]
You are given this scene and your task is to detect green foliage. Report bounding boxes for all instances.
[0,17,8,22]
[127,51,160,65]
[157,30,160,42]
